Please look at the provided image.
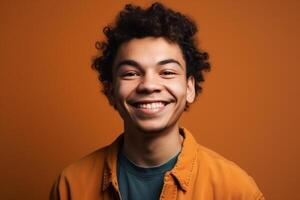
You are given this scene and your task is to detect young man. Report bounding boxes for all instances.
[50,3,265,200]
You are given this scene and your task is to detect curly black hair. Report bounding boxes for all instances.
[92,2,211,102]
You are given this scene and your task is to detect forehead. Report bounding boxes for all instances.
[113,37,186,68]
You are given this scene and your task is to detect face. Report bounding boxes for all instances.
[110,37,195,133]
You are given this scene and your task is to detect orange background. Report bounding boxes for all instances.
[0,0,299,199]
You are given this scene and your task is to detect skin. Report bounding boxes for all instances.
[109,37,195,167]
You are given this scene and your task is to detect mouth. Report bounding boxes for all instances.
[132,101,168,109]
[129,100,171,115]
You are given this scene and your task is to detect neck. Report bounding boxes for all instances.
[122,124,183,168]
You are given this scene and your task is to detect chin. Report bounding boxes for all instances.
[133,121,173,134]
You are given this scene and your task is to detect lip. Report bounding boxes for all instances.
[129,99,170,104]
[128,100,171,116]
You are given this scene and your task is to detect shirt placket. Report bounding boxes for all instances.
[159,172,178,200]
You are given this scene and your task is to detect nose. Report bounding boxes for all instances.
[136,73,163,94]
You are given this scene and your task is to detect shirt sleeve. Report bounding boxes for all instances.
[49,172,71,200]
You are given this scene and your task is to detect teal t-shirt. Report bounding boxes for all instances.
[117,152,178,200]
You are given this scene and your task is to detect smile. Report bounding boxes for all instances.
[136,102,165,109]
[129,101,171,115]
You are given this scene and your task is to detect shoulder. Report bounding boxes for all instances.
[197,144,250,179]
[60,145,109,180]
[50,145,111,200]
[195,144,264,199]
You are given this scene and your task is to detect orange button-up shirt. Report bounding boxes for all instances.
[50,128,265,200]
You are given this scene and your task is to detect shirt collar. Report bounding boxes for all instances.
[169,127,198,192]
[102,134,123,191]
[101,127,198,192]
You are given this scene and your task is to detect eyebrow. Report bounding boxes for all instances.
[115,59,183,69]
[115,60,140,69]
[158,59,182,68]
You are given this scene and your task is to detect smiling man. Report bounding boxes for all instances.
[50,3,265,200]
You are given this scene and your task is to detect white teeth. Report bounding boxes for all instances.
[137,102,165,109]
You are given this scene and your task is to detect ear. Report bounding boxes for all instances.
[186,76,196,104]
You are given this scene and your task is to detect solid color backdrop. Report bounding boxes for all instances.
[0,0,299,199]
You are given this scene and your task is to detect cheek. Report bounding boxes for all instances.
[166,81,187,101]
[114,81,137,101]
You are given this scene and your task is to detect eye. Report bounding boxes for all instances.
[160,70,177,78]
[121,71,140,79]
